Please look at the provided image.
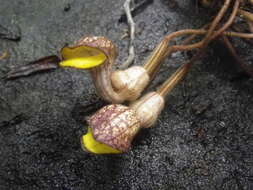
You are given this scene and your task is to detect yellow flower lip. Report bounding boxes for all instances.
[81,127,122,154]
[59,45,107,69]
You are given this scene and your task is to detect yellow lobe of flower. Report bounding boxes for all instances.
[59,46,106,69]
[81,127,122,154]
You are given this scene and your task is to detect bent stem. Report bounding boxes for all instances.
[90,60,125,103]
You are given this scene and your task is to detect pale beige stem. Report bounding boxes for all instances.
[121,0,136,69]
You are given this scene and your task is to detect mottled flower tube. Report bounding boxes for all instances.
[81,104,140,153]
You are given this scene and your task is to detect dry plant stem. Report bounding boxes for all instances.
[222,36,253,77]
[120,0,136,69]
[238,9,253,23]
[5,55,60,79]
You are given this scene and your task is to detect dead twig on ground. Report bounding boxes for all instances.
[120,0,136,69]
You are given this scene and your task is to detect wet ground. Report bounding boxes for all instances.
[0,0,252,189]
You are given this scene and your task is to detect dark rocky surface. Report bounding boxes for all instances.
[0,0,252,189]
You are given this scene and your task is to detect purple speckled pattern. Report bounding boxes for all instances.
[88,104,141,151]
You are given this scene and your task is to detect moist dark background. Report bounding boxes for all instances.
[0,0,252,190]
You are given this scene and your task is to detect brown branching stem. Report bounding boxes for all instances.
[151,0,250,97]
[171,0,239,53]
[144,0,236,78]
[200,0,231,46]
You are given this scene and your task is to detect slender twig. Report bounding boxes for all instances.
[120,0,136,69]
[119,0,154,23]
[5,55,60,79]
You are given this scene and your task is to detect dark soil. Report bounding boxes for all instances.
[0,0,252,189]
